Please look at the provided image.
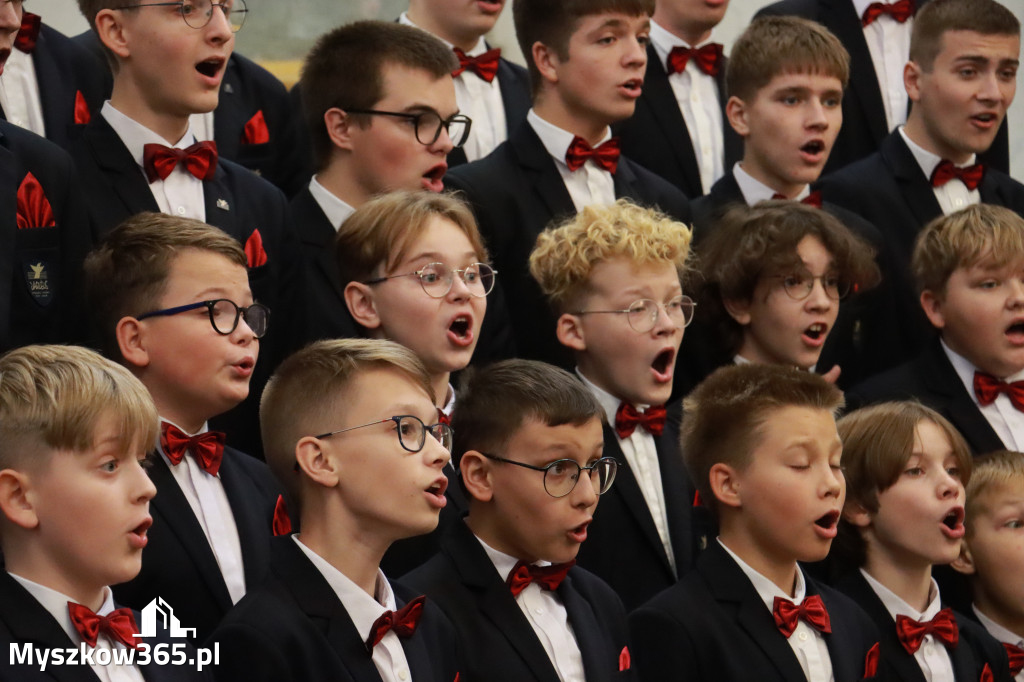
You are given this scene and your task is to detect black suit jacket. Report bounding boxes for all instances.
[846,339,1006,455]
[629,541,880,682]
[0,572,211,682]
[208,536,460,682]
[112,447,282,644]
[836,570,1011,682]
[402,520,634,682]
[616,42,741,197]
[574,407,696,611]
[445,121,692,368]
[0,120,93,352]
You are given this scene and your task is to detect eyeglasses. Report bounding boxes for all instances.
[571,295,696,333]
[343,109,473,148]
[364,262,496,299]
[122,0,248,32]
[315,415,453,453]
[771,273,849,301]
[481,453,618,498]
[136,299,270,337]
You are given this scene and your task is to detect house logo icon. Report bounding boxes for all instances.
[132,597,197,638]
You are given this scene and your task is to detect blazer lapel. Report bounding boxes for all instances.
[882,132,943,231]
[0,133,18,350]
[919,342,1004,453]
[640,44,703,193]
[218,450,271,588]
[559,573,612,682]
[656,421,693,573]
[32,32,69,145]
[202,164,241,239]
[83,117,161,217]
[212,56,243,161]
[497,59,530,134]
[508,123,575,228]
[293,188,346,301]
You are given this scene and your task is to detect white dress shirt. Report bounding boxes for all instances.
[10,574,146,682]
[733,163,813,205]
[974,606,1024,682]
[308,175,356,231]
[720,540,834,682]
[528,109,616,212]
[649,20,725,192]
[899,126,980,215]
[862,569,955,682]
[476,533,586,682]
[852,0,913,132]
[158,418,246,605]
[102,101,207,221]
[943,339,1024,450]
[293,536,415,682]
[0,47,45,136]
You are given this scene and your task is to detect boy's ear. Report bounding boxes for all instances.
[324,108,355,152]
[709,462,742,509]
[460,450,493,502]
[0,469,40,530]
[116,317,150,369]
[94,9,131,60]
[555,313,586,352]
[904,60,924,103]
[531,41,561,89]
[295,436,340,488]
[725,96,751,137]
[344,282,382,331]
[842,500,873,528]
[950,540,976,575]
[722,297,752,326]
[919,289,947,330]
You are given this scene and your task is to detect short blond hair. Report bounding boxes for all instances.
[335,191,488,285]
[529,199,692,313]
[965,450,1024,535]
[260,339,435,505]
[0,344,158,471]
[912,204,1024,295]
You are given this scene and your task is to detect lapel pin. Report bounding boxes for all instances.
[217,198,230,211]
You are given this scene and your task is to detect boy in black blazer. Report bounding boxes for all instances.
[445,0,691,369]
[83,214,285,643]
[0,344,210,681]
[630,364,880,682]
[403,359,634,682]
[528,199,698,610]
[834,402,1011,681]
[211,338,459,682]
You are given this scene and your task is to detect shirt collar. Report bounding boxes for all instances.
[942,337,1024,387]
[398,12,488,56]
[9,572,117,645]
[717,538,807,611]
[575,368,649,427]
[974,605,1024,647]
[861,567,943,621]
[899,125,977,180]
[732,162,810,205]
[474,527,552,582]
[102,100,197,172]
[527,108,612,171]
[308,176,356,232]
[441,384,456,419]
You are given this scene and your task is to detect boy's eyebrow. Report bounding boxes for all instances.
[585,16,650,35]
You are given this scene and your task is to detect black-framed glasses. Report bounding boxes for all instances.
[122,0,248,32]
[343,109,473,148]
[315,415,453,453]
[770,273,849,301]
[136,299,270,338]
[365,262,496,299]
[571,295,696,333]
[481,453,618,498]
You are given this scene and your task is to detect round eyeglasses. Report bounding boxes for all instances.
[364,262,496,299]
[481,453,618,498]
[771,273,849,301]
[315,415,453,454]
[571,295,696,333]
[343,109,473,148]
[136,299,270,337]
[122,0,248,32]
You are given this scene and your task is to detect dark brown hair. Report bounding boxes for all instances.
[910,0,1020,71]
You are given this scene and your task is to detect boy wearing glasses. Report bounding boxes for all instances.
[528,199,698,611]
[83,212,286,643]
[211,338,459,682]
[403,358,634,682]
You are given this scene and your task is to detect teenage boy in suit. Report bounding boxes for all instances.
[401,0,531,167]
[0,344,209,681]
[403,359,634,682]
[849,205,1024,456]
[291,20,461,344]
[818,0,1024,365]
[529,199,697,610]
[834,402,1011,682]
[83,213,285,643]
[446,0,691,369]
[630,364,880,682]
[616,0,741,197]
[211,338,459,682]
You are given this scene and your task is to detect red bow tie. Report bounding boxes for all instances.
[930,159,984,190]
[773,595,832,638]
[507,560,575,597]
[895,608,959,654]
[365,595,426,652]
[14,12,41,53]
[666,43,723,77]
[974,372,1024,412]
[452,47,501,83]
[437,408,451,427]
[160,422,226,476]
[68,602,142,650]
[771,190,823,208]
[862,0,915,26]
[565,136,621,174]
[1004,642,1024,676]
[142,141,218,184]
[614,403,667,439]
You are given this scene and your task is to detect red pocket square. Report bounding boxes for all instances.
[863,642,879,678]
[242,110,270,145]
[618,646,630,671]
[980,662,993,682]
[74,90,91,125]
[16,172,55,229]
[272,494,291,536]
[245,229,268,268]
